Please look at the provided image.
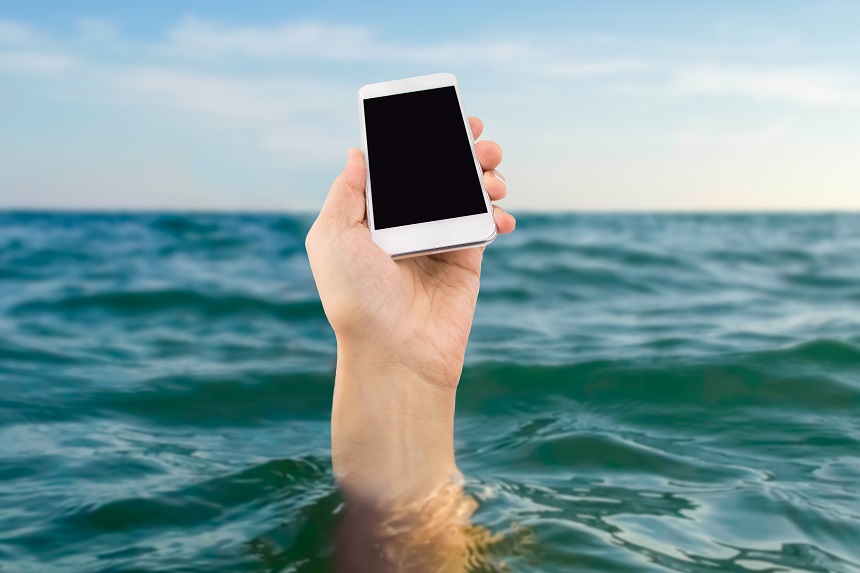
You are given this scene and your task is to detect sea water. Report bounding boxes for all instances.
[1,212,858,572]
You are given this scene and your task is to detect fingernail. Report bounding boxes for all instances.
[491,170,505,183]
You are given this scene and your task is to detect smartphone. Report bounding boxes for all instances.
[358,73,497,258]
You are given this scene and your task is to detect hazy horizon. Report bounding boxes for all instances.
[2,0,860,212]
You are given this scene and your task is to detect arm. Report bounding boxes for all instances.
[332,351,469,572]
[306,117,514,572]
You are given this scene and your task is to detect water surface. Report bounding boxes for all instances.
[1,212,859,572]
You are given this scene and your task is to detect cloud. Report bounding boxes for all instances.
[0,51,76,73]
[3,13,860,210]
[677,123,790,150]
[0,20,38,45]
[164,16,531,69]
[122,69,297,124]
[669,65,858,106]
[116,67,349,125]
[76,17,119,42]
[545,59,653,78]
[163,15,649,76]
[166,16,376,60]
[262,127,352,162]
[110,68,353,164]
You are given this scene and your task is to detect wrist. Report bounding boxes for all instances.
[332,339,459,504]
[334,331,466,390]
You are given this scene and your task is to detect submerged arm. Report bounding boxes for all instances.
[332,346,475,572]
[305,118,514,572]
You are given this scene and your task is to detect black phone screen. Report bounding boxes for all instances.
[363,86,488,230]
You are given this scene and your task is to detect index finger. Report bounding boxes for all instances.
[469,116,483,140]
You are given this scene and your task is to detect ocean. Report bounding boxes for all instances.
[1,212,858,572]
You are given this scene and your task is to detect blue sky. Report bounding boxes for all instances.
[1,0,860,211]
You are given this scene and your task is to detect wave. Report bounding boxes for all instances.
[4,339,860,427]
[5,213,860,571]
[11,290,325,321]
[100,370,333,426]
[499,238,688,269]
[12,456,333,566]
[0,338,87,365]
[6,339,855,429]
[457,339,860,412]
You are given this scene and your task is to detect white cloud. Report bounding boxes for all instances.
[167,16,375,59]
[115,68,350,134]
[164,16,530,69]
[3,15,860,210]
[546,59,653,78]
[0,20,75,74]
[165,15,632,70]
[0,20,38,45]
[122,69,297,124]
[669,65,857,106]
[110,68,353,165]
[76,17,119,42]
[0,51,76,73]
[263,127,352,162]
[677,123,789,150]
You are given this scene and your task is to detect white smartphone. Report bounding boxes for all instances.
[358,73,497,258]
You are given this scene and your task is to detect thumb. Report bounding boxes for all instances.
[319,147,367,230]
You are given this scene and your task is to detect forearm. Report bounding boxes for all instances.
[332,339,459,501]
[332,339,472,572]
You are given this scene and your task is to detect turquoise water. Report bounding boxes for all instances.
[1,212,859,572]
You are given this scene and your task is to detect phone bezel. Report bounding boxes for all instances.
[358,73,496,258]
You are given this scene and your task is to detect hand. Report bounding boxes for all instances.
[306,117,514,390]
[307,117,513,571]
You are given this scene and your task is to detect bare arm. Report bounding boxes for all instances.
[305,117,514,572]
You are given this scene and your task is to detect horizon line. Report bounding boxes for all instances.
[3,208,860,216]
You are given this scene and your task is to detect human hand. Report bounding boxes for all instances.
[307,116,512,570]
[306,116,514,390]
[306,117,513,513]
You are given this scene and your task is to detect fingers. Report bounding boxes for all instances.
[493,204,516,235]
[469,116,483,140]
[483,169,506,201]
[470,116,501,171]
[469,119,510,234]
[469,117,510,235]
[475,140,502,171]
[316,148,367,231]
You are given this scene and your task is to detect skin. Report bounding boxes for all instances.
[305,117,514,572]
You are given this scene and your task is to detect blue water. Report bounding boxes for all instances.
[1,212,859,572]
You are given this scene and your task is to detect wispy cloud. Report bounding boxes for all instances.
[3,10,860,210]
[0,15,670,163]
[669,65,858,106]
[122,69,297,124]
[0,20,39,45]
[0,20,75,73]
[164,16,530,69]
[545,59,653,78]
[75,17,120,43]
[162,15,651,79]
[677,123,790,150]
[166,17,376,60]
[0,51,76,73]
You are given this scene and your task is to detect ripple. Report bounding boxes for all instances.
[3,213,860,571]
[11,290,325,321]
[99,371,333,426]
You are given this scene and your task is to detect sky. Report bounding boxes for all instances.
[1,0,860,212]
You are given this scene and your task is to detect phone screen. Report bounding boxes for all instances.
[363,86,488,230]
